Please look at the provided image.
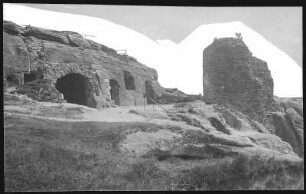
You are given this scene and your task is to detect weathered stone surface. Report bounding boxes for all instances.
[15,79,65,103]
[277,97,303,118]
[266,112,304,157]
[217,106,253,132]
[250,120,270,133]
[3,20,25,35]
[23,25,70,45]
[203,41,304,157]
[208,117,232,135]
[155,88,203,104]
[119,129,183,157]
[119,125,299,162]
[203,38,276,120]
[244,132,295,155]
[3,31,30,76]
[286,108,304,130]
[3,20,166,108]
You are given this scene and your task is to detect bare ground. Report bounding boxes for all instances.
[3,91,304,191]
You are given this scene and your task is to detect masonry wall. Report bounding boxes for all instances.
[203,38,276,120]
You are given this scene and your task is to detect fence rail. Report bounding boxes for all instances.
[116,49,127,55]
[81,34,95,38]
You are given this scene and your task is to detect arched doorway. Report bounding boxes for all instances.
[110,79,120,105]
[145,80,155,104]
[55,73,95,107]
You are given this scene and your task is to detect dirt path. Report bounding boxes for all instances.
[4,101,194,127]
[82,104,174,122]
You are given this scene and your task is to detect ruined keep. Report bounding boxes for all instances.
[203,37,275,118]
[3,20,163,108]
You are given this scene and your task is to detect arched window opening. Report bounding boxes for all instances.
[110,79,120,105]
[124,71,135,90]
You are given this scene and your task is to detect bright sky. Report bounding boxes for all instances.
[23,4,303,68]
[3,4,303,97]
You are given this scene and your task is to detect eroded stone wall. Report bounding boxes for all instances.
[203,38,276,120]
[3,20,162,108]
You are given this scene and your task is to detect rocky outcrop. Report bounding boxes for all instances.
[3,20,165,108]
[259,98,304,157]
[15,79,65,103]
[265,112,304,157]
[119,123,300,161]
[202,40,303,157]
[203,38,276,120]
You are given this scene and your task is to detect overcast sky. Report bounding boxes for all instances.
[23,4,302,67]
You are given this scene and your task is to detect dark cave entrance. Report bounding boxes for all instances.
[145,80,155,104]
[124,71,136,90]
[24,71,37,83]
[110,79,120,105]
[55,73,94,107]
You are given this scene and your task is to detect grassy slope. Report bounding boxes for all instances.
[4,114,304,191]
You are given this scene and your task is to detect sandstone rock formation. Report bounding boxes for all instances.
[264,99,304,157]
[15,79,65,103]
[3,20,199,108]
[3,20,165,108]
[203,37,276,120]
[202,38,303,157]
[3,21,303,160]
[267,112,303,157]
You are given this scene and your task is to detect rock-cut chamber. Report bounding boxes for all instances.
[55,73,95,107]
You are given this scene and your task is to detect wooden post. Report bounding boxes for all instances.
[143,93,146,111]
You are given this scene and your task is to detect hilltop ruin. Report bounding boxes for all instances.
[203,37,277,119]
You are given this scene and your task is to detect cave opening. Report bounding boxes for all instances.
[24,71,37,83]
[124,71,135,90]
[55,73,94,107]
[145,80,155,104]
[110,79,120,105]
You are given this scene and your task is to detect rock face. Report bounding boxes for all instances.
[202,38,304,157]
[15,79,65,103]
[203,38,275,120]
[265,99,304,157]
[3,20,164,108]
[268,112,304,157]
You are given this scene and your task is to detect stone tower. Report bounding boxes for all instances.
[203,37,275,119]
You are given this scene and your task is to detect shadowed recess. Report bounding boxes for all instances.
[24,71,37,83]
[124,71,135,90]
[145,80,155,104]
[110,79,120,105]
[55,73,94,107]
